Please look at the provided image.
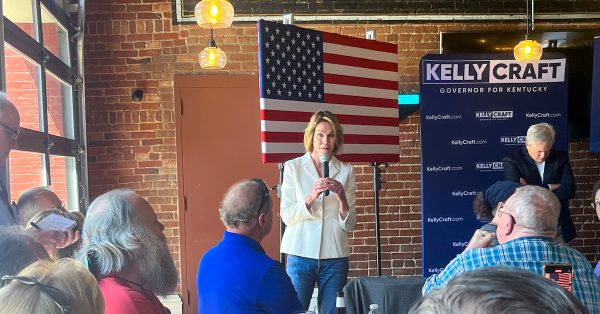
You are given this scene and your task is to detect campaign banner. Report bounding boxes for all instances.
[590,37,600,152]
[419,53,568,277]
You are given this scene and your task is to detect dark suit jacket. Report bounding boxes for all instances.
[502,146,576,242]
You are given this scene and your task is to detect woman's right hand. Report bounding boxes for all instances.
[305,178,330,209]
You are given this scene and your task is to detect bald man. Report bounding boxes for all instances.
[197,178,302,313]
[16,187,64,228]
[0,92,20,226]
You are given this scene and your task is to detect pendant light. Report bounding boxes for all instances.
[199,29,227,69]
[514,0,543,62]
[194,0,234,29]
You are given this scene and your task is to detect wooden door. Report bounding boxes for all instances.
[175,75,281,314]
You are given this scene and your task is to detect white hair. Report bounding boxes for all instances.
[526,123,555,145]
[76,189,139,276]
[508,185,560,235]
[411,267,586,314]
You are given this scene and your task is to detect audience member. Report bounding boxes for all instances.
[472,180,519,246]
[26,208,84,258]
[0,92,21,226]
[197,178,302,313]
[0,258,104,314]
[502,122,576,242]
[17,186,65,228]
[77,189,178,314]
[0,226,48,283]
[592,179,600,279]
[411,267,587,314]
[0,95,78,252]
[17,186,84,257]
[423,185,600,312]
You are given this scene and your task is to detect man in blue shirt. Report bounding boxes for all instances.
[197,178,302,313]
[423,185,600,313]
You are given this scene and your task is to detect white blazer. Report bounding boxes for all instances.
[280,153,357,259]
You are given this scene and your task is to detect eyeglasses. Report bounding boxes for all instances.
[251,178,270,213]
[0,121,19,142]
[496,208,514,220]
[591,201,600,209]
[1,275,72,314]
[49,203,67,213]
[496,202,515,221]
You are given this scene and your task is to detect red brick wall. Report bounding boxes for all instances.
[84,0,600,280]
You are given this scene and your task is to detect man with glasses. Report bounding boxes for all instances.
[0,92,21,226]
[0,94,79,254]
[422,185,600,313]
[16,186,67,228]
[197,178,302,313]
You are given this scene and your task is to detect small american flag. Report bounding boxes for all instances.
[547,272,573,292]
[257,19,400,163]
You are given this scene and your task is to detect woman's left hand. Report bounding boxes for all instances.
[324,178,344,197]
[325,178,349,219]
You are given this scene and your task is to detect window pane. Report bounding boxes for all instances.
[3,0,38,40]
[46,71,75,139]
[41,5,70,66]
[49,155,78,212]
[9,151,45,201]
[4,43,42,132]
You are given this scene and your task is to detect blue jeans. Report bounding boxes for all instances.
[286,255,349,314]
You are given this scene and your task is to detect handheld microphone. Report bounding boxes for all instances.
[320,153,330,196]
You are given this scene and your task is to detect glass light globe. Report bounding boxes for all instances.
[199,45,227,70]
[194,0,234,29]
[514,39,543,62]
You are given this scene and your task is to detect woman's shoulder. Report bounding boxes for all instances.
[285,153,309,166]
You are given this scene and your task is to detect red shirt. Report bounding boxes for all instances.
[99,276,170,314]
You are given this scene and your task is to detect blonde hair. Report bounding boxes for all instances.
[526,123,555,146]
[303,111,344,155]
[0,258,104,314]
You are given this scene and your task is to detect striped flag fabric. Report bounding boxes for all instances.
[257,19,400,163]
[547,272,573,292]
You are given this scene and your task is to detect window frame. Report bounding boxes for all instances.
[1,0,88,211]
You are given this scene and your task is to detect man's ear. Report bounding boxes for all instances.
[257,213,267,228]
[500,215,515,236]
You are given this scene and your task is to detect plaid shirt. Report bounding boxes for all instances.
[423,237,600,313]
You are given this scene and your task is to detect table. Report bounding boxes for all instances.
[343,276,426,314]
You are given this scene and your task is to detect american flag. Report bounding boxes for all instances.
[546,272,573,292]
[257,19,400,163]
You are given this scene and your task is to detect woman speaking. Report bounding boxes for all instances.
[280,111,357,314]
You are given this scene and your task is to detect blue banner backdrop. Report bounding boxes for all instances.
[590,37,600,152]
[419,53,568,277]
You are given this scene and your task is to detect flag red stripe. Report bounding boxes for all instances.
[323,32,397,54]
[324,73,397,90]
[325,94,398,108]
[263,153,399,163]
[261,132,303,143]
[262,132,398,145]
[323,53,398,72]
[262,110,399,126]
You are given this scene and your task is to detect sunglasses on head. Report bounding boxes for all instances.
[1,275,73,314]
[250,178,270,213]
